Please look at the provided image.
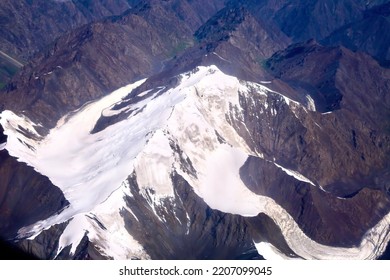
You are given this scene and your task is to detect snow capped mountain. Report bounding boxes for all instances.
[1,65,389,259]
[1,0,390,260]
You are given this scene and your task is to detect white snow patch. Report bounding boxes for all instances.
[55,214,90,257]
[120,180,132,197]
[185,212,191,235]
[273,162,316,186]
[0,110,41,162]
[306,95,316,111]
[314,122,321,129]
[88,181,148,259]
[101,105,128,117]
[212,52,231,63]
[198,145,261,215]
[127,208,139,222]
[134,130,174,197]
[137,88,153,97]
[254,242,295,260]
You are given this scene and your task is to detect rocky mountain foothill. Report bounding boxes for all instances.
[0,0,389,260]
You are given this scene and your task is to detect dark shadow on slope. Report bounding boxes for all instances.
[0,239,38,260]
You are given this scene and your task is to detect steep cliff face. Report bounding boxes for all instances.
[0,150,68,240]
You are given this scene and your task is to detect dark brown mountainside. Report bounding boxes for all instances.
[1,0,225,129]
[231,0,366,41]
[263,41,390,189]
[228,0,390,68]
[322,2,390,67]
[0,0,135,60]
[0,0,136,88]
[195,4,290,58]
[0,150,68,240]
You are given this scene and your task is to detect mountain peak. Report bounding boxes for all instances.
[194,5,249,43]
[194,3,289,58]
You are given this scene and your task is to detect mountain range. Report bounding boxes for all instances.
[0,0,389,260]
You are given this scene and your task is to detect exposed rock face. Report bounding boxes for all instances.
[0,0,140,89]
[0,0,134,60]
[16,223,69,260]
[254,41,390,194]
[195,4,290,59]
[0,124,6,144]
[235,0,369,42]
[322,2,390,67]
[228,41,390,248]
[0,150,68,240]
[228,0,389,68]
[0,0,224,130]
[122,172,261,259]
[240,156,390,246]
